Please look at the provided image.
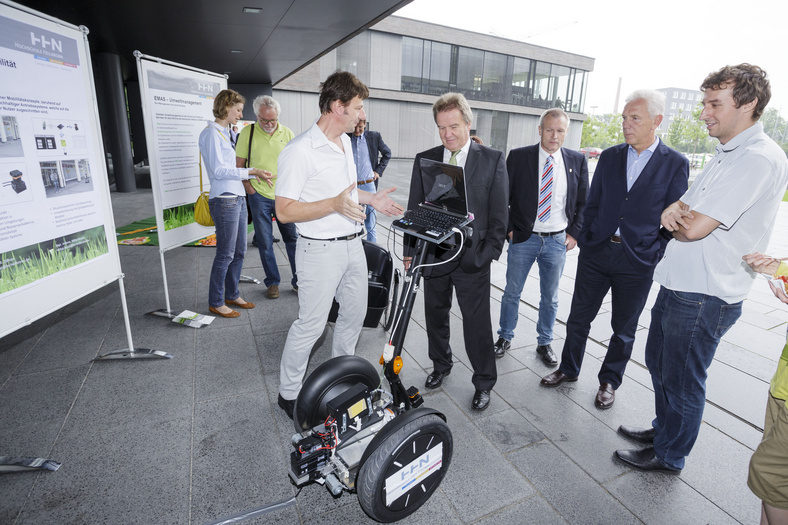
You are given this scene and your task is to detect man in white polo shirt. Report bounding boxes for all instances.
[274,71,403,419]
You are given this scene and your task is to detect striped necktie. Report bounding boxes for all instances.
[537,155,553,222]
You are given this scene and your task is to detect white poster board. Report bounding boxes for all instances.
[136,54,226,251]
[0,2,122,339]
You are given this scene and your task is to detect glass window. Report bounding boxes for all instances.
[673,91,678,97]
[511,57,531,106]
[481,51,508,103]
[680,92,686,99]
[570,70,586,112]
[427,42,452,95]
[456,47,484,99]
[551,65,571,110]
[401,36,423,92]
[532,61,552,108]
[671,102,677,109]
[337,32,370,84]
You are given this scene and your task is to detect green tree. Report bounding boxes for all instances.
[581,113,623,149]
[665,107,714,154]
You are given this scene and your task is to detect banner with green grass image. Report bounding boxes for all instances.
[162,203,197,230]
[0,226,109,294]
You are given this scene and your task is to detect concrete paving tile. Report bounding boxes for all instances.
[605,471,740,525]
[495,370,632,483]
[474,407,546,454]
[707,358,768,428]
[679,424,762,524]
[192,392,295,525]
[302,484,459,525]
[703,403,764,451]
[422,392,536,522]
[21,416,192,525]
[507,440,639,524]
[723,320,785,359]
[472,495,568,525]
[195,324,266,401]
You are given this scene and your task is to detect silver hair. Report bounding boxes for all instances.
[624,89,665,118]
[252,95,281,117]
[539,108,569,128]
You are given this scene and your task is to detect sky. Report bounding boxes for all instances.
[396,0,788,116]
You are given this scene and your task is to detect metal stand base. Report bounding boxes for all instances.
[0,456,61,473]
[239,274,260,284]
[92,348,172,361]
[147,308,177,319]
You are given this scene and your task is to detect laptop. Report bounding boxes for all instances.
[392,158,472,244]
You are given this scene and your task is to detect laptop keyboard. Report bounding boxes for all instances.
[401,208,463,231]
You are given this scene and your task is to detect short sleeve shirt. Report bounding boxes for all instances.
[654,123,788,303]
[275,121,361,239]
[235,122,294,199]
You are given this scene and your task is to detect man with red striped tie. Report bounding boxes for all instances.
[495,109,588,370]
[539,90,688,410]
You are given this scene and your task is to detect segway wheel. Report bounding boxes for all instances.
[357,413,453,523]
[295,355,380,432]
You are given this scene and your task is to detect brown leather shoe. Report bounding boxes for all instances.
[540,370,578,387]
[225,299,255,309]
[595,382,615,409]
[266,285,280,299]
[209,306,240,318]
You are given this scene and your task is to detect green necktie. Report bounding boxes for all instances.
[449,150,458,166]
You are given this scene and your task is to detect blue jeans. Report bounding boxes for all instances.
[208,196,247,307]
[646,286,742,470]
[248,192,297,287]
[358,181,376,243]
[498,232,566,345]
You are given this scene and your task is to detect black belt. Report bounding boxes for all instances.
[610,235,623,243]
[534,230,564,237]
[300,230,364,242]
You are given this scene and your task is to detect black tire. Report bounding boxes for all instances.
[294,355,380,432]
[357,414,453,523]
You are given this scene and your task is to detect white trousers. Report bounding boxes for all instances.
[278,235,368,399]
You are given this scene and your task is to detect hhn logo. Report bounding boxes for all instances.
[30,33,62,52]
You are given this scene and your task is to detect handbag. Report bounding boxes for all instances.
[194,152,214,227]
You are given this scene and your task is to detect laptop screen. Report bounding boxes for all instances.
[419,158,467,216]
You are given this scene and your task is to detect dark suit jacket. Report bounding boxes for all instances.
[506,144,589,243]
[579,139,689,272]
[406,142,509,273]
[347,130,391,176]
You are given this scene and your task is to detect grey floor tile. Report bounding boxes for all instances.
[507,441,640,524]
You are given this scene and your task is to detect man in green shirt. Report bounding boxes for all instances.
[235,95,297,299]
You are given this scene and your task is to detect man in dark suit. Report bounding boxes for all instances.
[404,92,508,411]
[540,89,689,410]
[348,119,391,242]
[494,108,588,366]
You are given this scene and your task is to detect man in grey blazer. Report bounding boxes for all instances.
[404,92,508,411]
[495,108,589,366]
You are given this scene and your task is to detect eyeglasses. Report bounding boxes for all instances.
[259,118,278,124]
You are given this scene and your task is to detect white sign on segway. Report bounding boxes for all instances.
[385,441,443,506]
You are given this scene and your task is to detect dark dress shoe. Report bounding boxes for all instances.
[615,446,681,473]
[618,425,655,443]
[540,370,578,387]
[425,369,450,389]
[493,337,510,358]
[536,344,558,365]
[594,382,615,409]
[472,389,490,411]
[278,394,295,420]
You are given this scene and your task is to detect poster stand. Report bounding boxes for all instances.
[0,0,164,474]
[134,51,255,327]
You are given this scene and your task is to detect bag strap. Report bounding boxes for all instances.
[199,152,204,193]
[245,123,254,168]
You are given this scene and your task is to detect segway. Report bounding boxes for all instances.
[287,235,458,523]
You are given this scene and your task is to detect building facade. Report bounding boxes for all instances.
[272,16,595,157]
[657,87,703,134]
